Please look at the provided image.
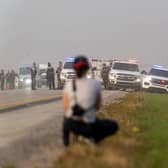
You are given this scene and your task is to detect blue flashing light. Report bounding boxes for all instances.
[153,64,163,69]
[64,57,75,62]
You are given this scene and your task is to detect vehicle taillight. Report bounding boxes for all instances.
[160,80,166,85]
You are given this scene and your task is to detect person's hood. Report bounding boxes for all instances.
[148,75,168,80]
[61,69,75,73]
[110,69,140,76]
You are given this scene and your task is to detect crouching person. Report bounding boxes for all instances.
[62,55,119,146]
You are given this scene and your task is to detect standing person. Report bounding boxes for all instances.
[6,71,10,89]
[107,62,112,88]
[10,70,17,89]
[31,62,37,90]
[0,69,5,90]
[56,61,63,89]
[47,62,55,90]
[101,64,109,89]
[62,55,118,146]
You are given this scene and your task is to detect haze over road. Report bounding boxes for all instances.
[0,89,61,110]
[0,0,168,69]
[0,102,62,148]
[0,90,126,168]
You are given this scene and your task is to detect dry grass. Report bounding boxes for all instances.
[52,93,144,168]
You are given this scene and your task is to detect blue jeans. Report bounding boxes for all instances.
[63,118,119,146]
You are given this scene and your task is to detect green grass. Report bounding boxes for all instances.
[1,164,16,168]
[133,93,168,168]
[52,93,168,168]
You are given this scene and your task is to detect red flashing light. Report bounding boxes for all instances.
[160,80,165,85]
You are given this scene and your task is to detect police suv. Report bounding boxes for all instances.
[18,64,32,88]
[60,57,76,88]
[108,60,141,90]
[142,65,168,92]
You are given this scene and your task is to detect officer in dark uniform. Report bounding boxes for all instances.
[56,61,62,89]
[101,64,109,89]
[6,71,10,89]
[107,62,112,87]
[0,69,5,90]
[31,62,37,90]
[10,70,17,89]
[47,62,55,90]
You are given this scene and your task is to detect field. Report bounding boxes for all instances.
[52,93,168,168]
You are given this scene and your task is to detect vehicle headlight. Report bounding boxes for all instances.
[25,79,32,84]
[61,73,66,79]
[144,76,152,82]
[136,78,141,82]
[109,73,116,80]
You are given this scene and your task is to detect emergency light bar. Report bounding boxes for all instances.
[64,57,75,62]
[128,59,139,64]
[153,65,163,69]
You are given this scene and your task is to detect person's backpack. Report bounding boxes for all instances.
[72,80,86,116]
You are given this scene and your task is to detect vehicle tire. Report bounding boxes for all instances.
[110,84,117,90]
[134,86,142,92]
[38,83,42,88]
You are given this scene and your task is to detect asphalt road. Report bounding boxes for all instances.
[0,89,62,110]
[0,90,127,168]
[0,102,62,148]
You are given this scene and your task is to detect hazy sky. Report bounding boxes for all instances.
[0,0,168,70]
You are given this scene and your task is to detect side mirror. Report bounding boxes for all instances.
[141,70,147,75]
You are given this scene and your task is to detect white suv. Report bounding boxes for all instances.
[142,66,168,92]
[60,57,76,88]
[109,60,141,90]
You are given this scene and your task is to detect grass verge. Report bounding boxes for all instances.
[51,93,168,168]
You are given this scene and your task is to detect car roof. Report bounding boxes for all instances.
[151,67,168,71]
[113,60,138,65]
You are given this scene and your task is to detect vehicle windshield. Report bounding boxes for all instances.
[19,67,31,75]
[113,63,139,72]
[63,62,73,69]
[149,68,168,78]
[39,69,47,75]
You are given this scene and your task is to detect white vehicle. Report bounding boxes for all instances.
[109,60,141,90]
[142,65,168,92]
[60,57,76,88]
[60,57,94,88]
[18,64,32,88]
[37,64,48,88]
[91,58,113,82]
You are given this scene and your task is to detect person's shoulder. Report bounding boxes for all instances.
[89,78,101,87]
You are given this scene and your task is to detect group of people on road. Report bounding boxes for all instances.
[101,62,112,89]
[0,69,18,91]
[30,62,63,91]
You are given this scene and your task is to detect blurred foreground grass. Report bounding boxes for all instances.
[52,93,168,168]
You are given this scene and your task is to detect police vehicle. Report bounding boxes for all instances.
[60,57,94,88]
[108,60,141,90]
[142,65,168,92]
[37,64,48,88]
[18,64,32,88]
[60,57,76,88]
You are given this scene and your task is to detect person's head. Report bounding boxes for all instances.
[103,63,106,67]
[33,62,36,67]
[48,62,51,67]
[59,61,62,67]
[73,55,90,78]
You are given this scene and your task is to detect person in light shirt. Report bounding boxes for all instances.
[62,55,119,146]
